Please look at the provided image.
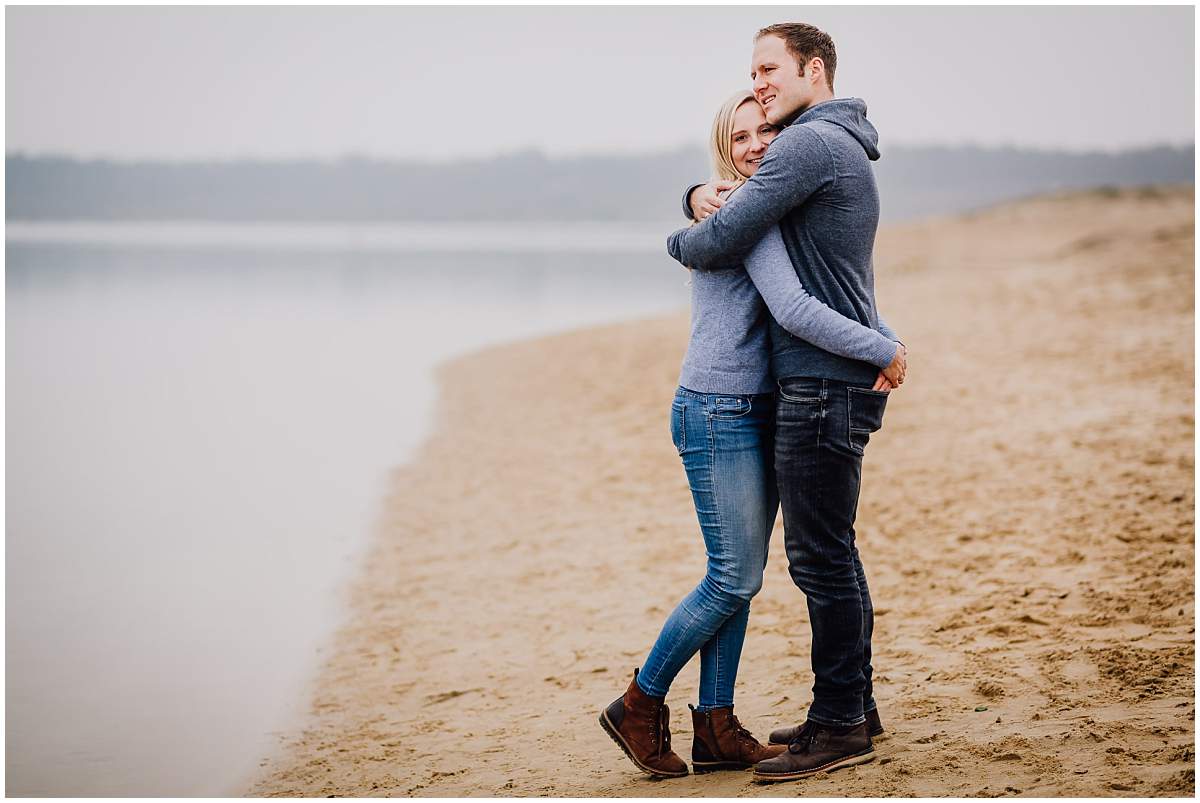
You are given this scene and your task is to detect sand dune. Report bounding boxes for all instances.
[250,187,1195,797]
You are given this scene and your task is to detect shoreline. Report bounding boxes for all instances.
[250,187,1195,797]
[227,307,694,798]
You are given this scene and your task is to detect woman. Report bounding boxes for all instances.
[598,90,904,779]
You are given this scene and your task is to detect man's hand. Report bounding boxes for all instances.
[689,181,740,221]
[881,343,907,387]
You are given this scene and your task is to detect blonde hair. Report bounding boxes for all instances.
[709,89,760,185]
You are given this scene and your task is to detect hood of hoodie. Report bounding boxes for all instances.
[790,97,880,162]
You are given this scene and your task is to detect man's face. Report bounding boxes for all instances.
[751,34,817,125]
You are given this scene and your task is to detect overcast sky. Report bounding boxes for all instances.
[6,5,1195,162]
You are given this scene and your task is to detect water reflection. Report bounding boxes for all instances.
[6,224,689,795]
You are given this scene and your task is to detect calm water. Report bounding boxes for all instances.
[5,221,690,796]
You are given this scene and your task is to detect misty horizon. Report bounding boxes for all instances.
[6,144,1193,225]
[5,138,1197,167]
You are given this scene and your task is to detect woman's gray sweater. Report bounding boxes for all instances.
[678,224,899,395]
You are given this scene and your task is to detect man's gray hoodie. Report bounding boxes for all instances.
[667,97,890,386]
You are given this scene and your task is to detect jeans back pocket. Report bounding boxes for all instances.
[847,387,888,455]
[670,401,687,455]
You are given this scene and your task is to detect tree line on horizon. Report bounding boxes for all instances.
[5,144,1193,224]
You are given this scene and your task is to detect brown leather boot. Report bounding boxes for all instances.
[753,720,874,783]
[690,705,787,773]
[599,669,689,778]
[769,707,884,744]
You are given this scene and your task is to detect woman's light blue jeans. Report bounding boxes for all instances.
[637,387,778,710]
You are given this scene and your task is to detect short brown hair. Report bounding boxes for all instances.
[756,23,836,92]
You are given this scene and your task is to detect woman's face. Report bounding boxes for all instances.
[731,100,781,178]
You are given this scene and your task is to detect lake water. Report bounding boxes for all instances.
[5,221,690,796]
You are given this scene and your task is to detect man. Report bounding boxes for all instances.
[666,22,908,783]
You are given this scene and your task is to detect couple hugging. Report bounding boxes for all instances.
[599,22,910,784]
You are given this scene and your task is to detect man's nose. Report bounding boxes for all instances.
[753,74,768,94]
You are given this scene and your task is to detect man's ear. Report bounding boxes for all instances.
[807,57,825,86]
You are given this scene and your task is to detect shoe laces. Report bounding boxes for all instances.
[729,712,760,748]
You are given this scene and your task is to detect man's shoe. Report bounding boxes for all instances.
[753,720,874,783]
[690,705,787,774]
[599,669,689,778]
[769,707,883,744]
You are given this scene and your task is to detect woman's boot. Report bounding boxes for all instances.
[599,669,689,778]
[690,705,786,773]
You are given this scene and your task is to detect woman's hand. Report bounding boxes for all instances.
[882,343,907,386]
[872,372,894,392]
[690,180,741,221]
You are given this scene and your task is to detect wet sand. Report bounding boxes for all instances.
[250,187,1195,797]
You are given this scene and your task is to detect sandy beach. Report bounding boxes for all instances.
[249,187,1195,797]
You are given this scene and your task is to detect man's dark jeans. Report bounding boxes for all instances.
[774,376,888,727]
